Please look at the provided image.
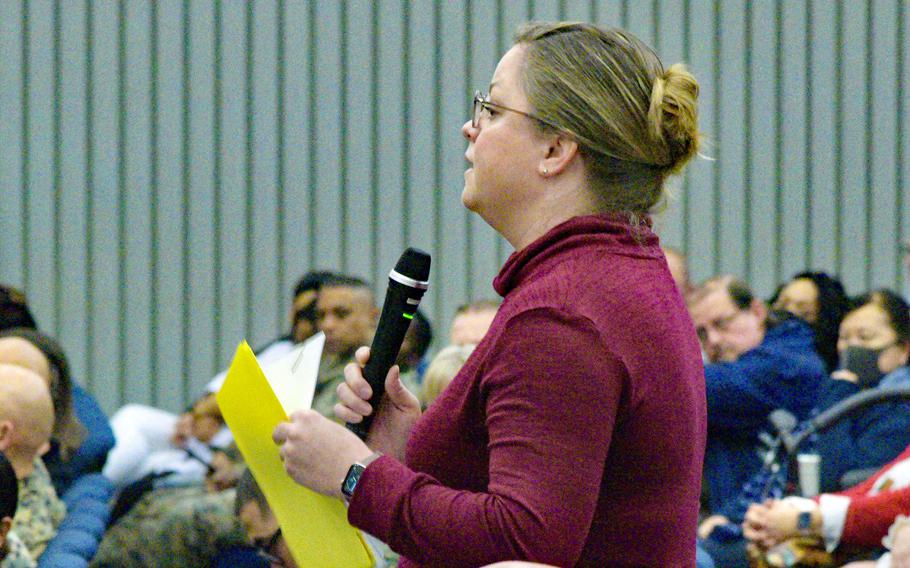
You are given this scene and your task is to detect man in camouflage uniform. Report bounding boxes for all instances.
[310,275,378,418]
[0,531,34,568]
[90,483,244,568]
[0,365,62,562]
[10,460,64,562]
[1,451,34,568]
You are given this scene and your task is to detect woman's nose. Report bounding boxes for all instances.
[462,119,477,141]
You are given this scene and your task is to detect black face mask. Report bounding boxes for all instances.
[839,345,888,388]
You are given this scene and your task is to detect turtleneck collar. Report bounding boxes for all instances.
[492,213,658,297]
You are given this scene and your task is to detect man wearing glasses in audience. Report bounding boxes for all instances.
[688,275,826,515]
[234,469,385,568]
[235,469,294,568]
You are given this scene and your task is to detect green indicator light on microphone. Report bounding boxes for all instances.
[402,313,414,320]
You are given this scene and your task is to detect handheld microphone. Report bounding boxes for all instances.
[347,247,431,440]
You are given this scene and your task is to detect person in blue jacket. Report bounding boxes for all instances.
[689,275,827,513]
[697,288,910,568]
[813,288,910,494]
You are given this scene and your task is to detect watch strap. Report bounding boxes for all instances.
[341,452,382,502]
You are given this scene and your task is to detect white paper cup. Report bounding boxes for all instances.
[797,453,821,497]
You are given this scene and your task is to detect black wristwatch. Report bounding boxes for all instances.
[341,452,382,502]
[797,510,813,535]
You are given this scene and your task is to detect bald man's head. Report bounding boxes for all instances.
[0,364,54,478]
[0,337,51,384]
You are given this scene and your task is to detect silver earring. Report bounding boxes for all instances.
[543,168,549,174]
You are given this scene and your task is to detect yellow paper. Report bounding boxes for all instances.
[216,341,374,568]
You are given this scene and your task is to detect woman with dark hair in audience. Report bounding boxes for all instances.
[0,328,114,494]
[811,289,910,493]
[771,271,851,373]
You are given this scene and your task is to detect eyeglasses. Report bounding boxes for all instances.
[253,527,285,567]
[695,310,746,343]
[471,90,562,131]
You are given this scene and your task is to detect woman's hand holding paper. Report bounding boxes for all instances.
[272,409,373,498]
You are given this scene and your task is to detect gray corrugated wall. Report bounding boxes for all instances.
[1,0,908,414]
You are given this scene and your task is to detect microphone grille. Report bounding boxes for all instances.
[395,247,431,281]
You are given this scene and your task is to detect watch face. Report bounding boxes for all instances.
[797,511,812,531]
[342,463,366,498]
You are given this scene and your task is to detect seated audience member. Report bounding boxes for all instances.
[448,300,499,346]
[112,395,228,490]
[0,365,65,561]
[420,344,474,408]
[205,270,337,393]
[811,290,910,493]
[104,271,332,487]
[104,395,233,489]
[663,246,693,297]
[1,452,33,568]
[770,271,851,373]
[231,468,386,568]
[91,464,246,568]
[0,287,36,333]
[310,274,378,417]
[0,329,112,495]
[689,276,827,512]
[742,440,910,567]
[234,469,297,568]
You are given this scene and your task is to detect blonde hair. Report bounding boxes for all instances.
[514,22,702,220]
[420,344,475,407]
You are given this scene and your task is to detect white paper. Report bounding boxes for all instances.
[262,332,325,416]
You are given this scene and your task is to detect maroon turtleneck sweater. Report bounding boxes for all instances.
[348,214,707,567]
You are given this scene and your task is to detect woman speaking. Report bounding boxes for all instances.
[273,22,706,567]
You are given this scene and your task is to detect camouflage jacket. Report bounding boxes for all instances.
[91,485,244,568]
[11,459,65,560]
[0,531,36,568]
[311,350,356,419]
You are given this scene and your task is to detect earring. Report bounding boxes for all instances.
[542,168,549,174]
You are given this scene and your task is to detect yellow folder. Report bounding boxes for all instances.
[216,341,375,567]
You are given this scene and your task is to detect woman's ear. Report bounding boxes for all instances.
[0,421,13,451]
[539,133,580,177]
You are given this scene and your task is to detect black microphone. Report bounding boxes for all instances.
[347,247,431,440]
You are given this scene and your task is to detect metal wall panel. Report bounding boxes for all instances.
[1,0,908,414]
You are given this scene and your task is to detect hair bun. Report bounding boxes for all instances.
[648,63,701,175]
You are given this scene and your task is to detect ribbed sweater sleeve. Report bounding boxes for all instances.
[347,308,622,567]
